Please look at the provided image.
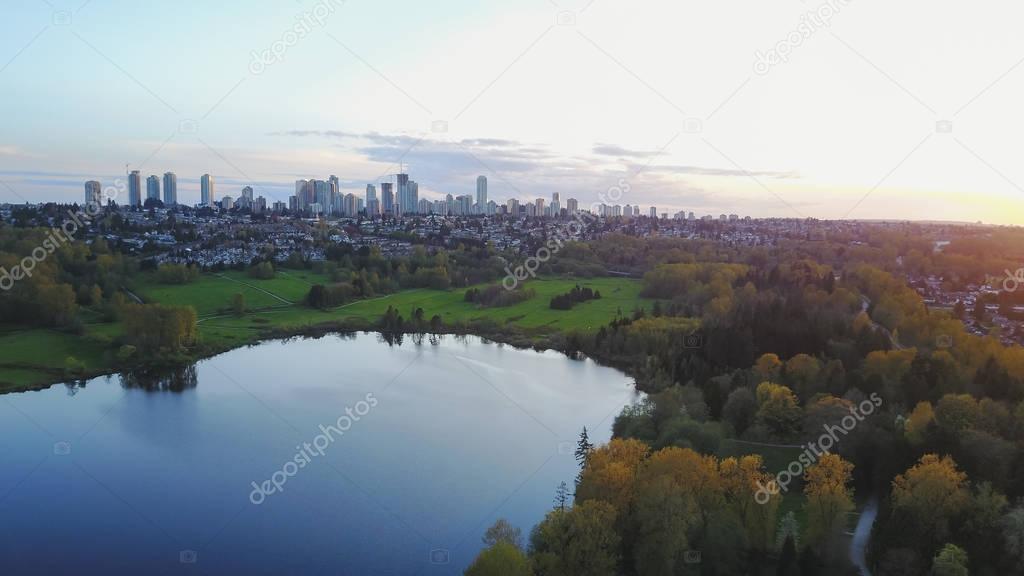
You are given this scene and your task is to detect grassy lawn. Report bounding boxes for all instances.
[198,277,650,336]
[134,273,288,316]
[0,328,110,390]
[1,274,652,390]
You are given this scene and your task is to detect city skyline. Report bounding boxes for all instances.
[2,1,1024,224]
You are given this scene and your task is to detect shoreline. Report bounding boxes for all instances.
[0,315,640,396]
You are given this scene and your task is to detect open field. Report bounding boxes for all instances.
[0,328,110,389]
[0,275,653,390]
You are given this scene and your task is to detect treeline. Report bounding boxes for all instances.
[465,285,536,308]
[467,436,865,575]
[549,285,600,310]
[0,228,136,331]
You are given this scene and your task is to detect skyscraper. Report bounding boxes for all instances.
[200,174,214,206]
[328,175,340,214]
[162,172,177,205]
[476,176,487,212]
[128,170,142,207]
[365,184,378,215]
[147,175,160,201]
[241,186,254,201]
[84,181,102,207]
[408,181,419,213]
[396,173,409,214]
[381,182,394,215]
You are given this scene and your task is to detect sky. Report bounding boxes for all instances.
[1,0,1023,224]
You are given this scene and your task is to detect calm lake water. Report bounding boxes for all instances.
[0,333,636,575]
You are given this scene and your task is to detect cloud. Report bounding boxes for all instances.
[592,144,664,158]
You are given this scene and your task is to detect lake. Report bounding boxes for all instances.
[0,333,637,575]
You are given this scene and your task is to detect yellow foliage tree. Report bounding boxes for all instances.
[804,453,854,548]
[905,401,935,445]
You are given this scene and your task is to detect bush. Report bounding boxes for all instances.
[156,264,199,285]
[247,262,275,279]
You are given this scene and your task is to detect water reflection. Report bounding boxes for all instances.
[119,364,198,392]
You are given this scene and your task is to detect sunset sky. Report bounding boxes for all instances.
[2,0,1023,223]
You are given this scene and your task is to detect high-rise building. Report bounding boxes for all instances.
[476,176,487,211]
[328,176,340,214]
[506,198,519,216]
[200,174,214,206]
[396,173,410,214]
[222,195,234,210]
[566,198,578,214]
[314,180,330,213]
[535,198,545,216]
[381,183,394,215]
[128,170,142,207]
[242,186,254,201]
[408,180,419,214]
[147,175,160,202]
[365,184,378,215]
[162,172,177,205]
[649,206,657,218]
[84,181,102,207]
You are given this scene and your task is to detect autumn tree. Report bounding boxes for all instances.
[784,353,823,401]
[891,454,969,553]
[528,501,620,576]
[754,353,782,382]
[755,382,802,438]
[803,453,854,551]
[904,401,935,445]
[466,542,530,576]
[575,438,648,514]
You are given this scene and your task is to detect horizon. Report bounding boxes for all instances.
[3,0,1024,223]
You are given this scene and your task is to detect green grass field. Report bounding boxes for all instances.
[0,328,111,389]
[1,274,652,390]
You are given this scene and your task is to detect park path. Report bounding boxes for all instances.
[849,496,878,575]
[216,274,293,305]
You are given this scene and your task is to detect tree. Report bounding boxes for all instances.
[465,542,530,576]
[755,382,802,438]
[803,453,854,551]
[935,394,979,434]
[231,293,246,317]
[931,543,968,576]
[722,387,757,436]
[528,501,620,576]
[554,482,570,512]
[483,518,522,550]
[575,438,648,514]
[905,401,935,445]
[755,353,782,381]
[891,454,969,551]
[121,303,198,355]
[574,427,594,487]
[785,353,822,400]
[1003,504,1024,565]
[630,447,717,576]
